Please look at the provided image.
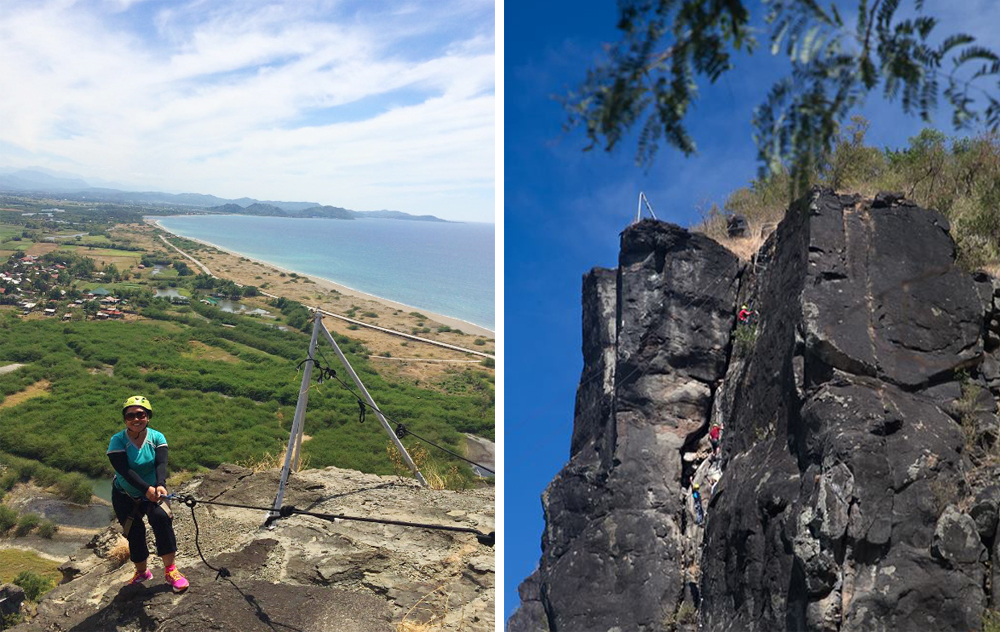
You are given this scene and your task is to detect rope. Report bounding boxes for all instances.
[394,423,494,474]
[168,493,494,549]
[178,497,291,631]
[182,497,232,580]
[299,353,496,476]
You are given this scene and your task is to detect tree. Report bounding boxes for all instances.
[568,0,1000,191]
[103,263,120,282]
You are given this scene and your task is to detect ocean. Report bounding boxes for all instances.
[154,215,495,331]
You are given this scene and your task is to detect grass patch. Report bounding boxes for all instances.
[0,379,52,409]
[0,549,62,586]
[183,340,241,363]
[694,118,1000,272]
[984,609,1000,632]
[387,444,475,490]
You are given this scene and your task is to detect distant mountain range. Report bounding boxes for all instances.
[0,167,449,222]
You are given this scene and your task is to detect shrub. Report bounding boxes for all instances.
[0,505,18,533]
[13,570,54,602]
[0,470,17,491]
[15,512,41,536]
[1,613,23,628]
[362,311,378,318]
[37,520,57,539]
[347,324,359,330]
[733,323,757,356]
[473,339,486,346]
[481,357,495,368]
[56,473,93,504]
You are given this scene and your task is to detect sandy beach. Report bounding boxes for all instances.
[149,218,495,339]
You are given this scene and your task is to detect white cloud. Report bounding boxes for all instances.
[0,0,495,221]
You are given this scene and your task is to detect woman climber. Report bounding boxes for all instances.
[107,395,189,592]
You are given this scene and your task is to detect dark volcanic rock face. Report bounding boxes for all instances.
[511,221,740,632]
[510,191,1000,631]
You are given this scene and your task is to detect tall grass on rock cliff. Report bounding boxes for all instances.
[698,117,1000,273]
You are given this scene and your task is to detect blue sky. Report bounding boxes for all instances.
[0,0,494,221]
[504,0,1000,619]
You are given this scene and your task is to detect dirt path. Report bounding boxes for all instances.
[159,234,213,275]
[0,362,25,375]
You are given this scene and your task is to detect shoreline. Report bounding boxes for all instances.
[148,218,495,339]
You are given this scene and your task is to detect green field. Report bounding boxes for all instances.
[57,245,141,260]
[0,301,494,482]
[146,266,179,280]
[0,549,62,585]
[79,281,144,292]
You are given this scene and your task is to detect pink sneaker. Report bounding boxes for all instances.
[128,569,153,585]
[164,565,189,593]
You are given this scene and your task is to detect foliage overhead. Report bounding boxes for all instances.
[568,0,1000,191]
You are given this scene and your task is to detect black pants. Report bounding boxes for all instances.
[111,485,177,563]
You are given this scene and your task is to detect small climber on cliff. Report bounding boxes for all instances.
[737,304,756,323]
[708,425,722,455]
[692,482,705,526]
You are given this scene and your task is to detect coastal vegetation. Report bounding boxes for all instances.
[0,305,493,482]
[0,197,495,499]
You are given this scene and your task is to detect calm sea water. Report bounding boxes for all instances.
[154,215,495,330]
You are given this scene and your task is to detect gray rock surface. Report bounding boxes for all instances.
[510,190,1000,631]
[12,465,494,631]
[1,583,26,618]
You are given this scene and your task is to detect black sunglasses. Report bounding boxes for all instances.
[125,411,148,421]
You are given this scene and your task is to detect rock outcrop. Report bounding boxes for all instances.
[509,189,1000,631]
[11,464,494,631]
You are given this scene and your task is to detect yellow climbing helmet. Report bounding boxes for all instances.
[692,482,700,490]
[122,395,152,417]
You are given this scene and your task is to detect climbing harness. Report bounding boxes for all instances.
[121,497,143,538]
